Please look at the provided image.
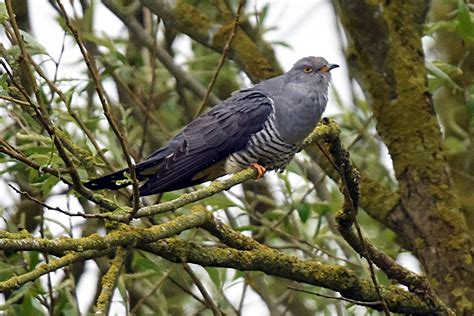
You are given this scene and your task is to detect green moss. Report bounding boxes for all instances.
[360,178,400,220]
[174,0,280,81]
[413,238,425,249]
[54,128,96,172]
[451,288,473,312]
[464,254,472,265]
[174,0,213,42]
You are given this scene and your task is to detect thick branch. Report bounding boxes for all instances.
[0,208,209,252]
[96,247,127,314]
[140,238,439,315]
[333,0,474,311]
[0,249,111,291]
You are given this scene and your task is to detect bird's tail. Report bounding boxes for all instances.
[84,168,132,190]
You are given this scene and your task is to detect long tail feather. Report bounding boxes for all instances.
[84,168,130,190]
[84,155,167,191]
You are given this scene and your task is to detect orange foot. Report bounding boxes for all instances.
[250,162,266,179]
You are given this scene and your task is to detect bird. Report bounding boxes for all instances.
[84,57,338,196]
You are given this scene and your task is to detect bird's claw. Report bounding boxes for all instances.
[250,162,266,179]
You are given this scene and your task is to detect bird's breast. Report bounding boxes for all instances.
[224,118,298,173]
[273,93,327,144]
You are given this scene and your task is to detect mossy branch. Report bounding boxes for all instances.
[0,208,209,253]
[0,204,446,314]
[0,249,112,292]
[333,0,473,312]
[139,0,282,82]
[95,247,127,314]
[140,237,437,315]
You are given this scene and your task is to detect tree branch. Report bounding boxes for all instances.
[96,247,127,314]
[0,207,209,252]
[140,237,439,314]
[0,249,111,292]
[102,0,221,106]
[333,0,474,311]
[139,0,282,82]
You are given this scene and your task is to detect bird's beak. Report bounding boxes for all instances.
[320,64,339,73]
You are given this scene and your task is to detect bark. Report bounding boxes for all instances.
[139,0,282,82]
[333,0,474,313]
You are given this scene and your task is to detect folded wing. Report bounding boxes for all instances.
[85,90,274,196]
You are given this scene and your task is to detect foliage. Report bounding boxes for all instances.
[0,0,472,315]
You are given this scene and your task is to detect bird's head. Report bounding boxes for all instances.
[287,56,339,86]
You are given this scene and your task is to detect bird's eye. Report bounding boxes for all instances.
[303,67,313,73]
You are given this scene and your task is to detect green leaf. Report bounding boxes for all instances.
[313,212,324,238]
[424,20,457,36]
[64,87,75,109]
[443,136,468,155]
[426,61,461,90]
[27,251,40,271]
[134,256,159,272]
[457,0,474,40]
[466,85,474,114]
[206,267,223,289]
[314,202,333,215]
[19,292,44,315]
[271,40,292,48]
[467,97,474,114]
[296,202,311,223]
[235,224,261,232]
[81,32,118,52]
[203,193,235,209]
[41,175,60,195]
[27,153,52,166]
[55,287,80,316]
[0,260,24,281]
[257,4,270,29]
[0,72,8,90]
[261,208,286,221]
[0,2,7,24]
[20,30,48,56]
[232,270,244,281]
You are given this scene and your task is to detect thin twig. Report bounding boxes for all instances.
[102,0,220,107]
[7,184,96,219]
[168,277,207,305]
[27,56,114,171]
[56,0,140,215]
[39,203,55,316]
[287,286,381,306]
[0,94,30,106]
[139,8,162,159]
[183,264,223,316]
[0,137,71,180]
[193,0,244,118]
[129,267,175,314]
[237,282,248,315]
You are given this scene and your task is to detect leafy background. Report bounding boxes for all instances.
[0,0,473,315]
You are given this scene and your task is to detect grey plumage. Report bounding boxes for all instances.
[84,56,338,196]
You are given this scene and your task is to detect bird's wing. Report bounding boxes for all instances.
[138,90,274,195]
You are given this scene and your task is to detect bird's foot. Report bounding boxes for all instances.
[250,162,266,179]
